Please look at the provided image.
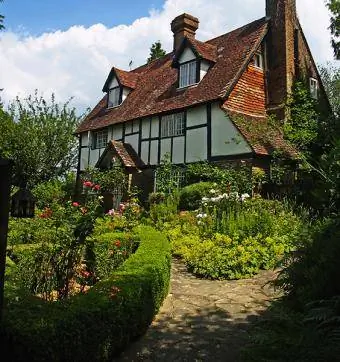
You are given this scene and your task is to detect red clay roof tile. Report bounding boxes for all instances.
[77,17,268,133]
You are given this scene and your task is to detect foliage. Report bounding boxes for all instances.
[0,0,4,31]
[32,172,76,208]
[284,81,319,154]
[8,187,103,300]
[155,153,182,194]
[0,92,81,188]
[170,197,303,279]
[185,161,252,194]
[326,0,340,59]
[147,40,166,63]
[82,165,127,194]
[319,62,340,118]
[276,217,340,306]
[179,182,216,210]
[1,226,171,361]
[148,192,180,227]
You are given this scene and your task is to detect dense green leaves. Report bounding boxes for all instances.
[0,92,81,188]
[147,40,166,63]
[326,0,340,59]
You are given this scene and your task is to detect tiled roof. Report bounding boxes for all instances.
[96,140,144,169]
[190,38,217,63]
[102,67,139,92]
[77,17,268,133]
[225,109,299,158]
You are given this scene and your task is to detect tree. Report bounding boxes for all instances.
[0,0,5,31]
[326,0,340,59]
[147,41,166,63]
[0,92,81,188]
[319,62,340,118]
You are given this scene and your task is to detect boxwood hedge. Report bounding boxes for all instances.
[0,226,171,361]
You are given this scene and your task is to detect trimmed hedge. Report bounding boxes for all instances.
[179,182,215,210]
[1,226,171,361]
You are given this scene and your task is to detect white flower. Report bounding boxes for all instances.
[197,220,203,225]
[222,193,229,199]
[98,196,104,201]
[209,189,216,194]
[230,191,239,199]
[240,193,250,201]
[202,197,209,202]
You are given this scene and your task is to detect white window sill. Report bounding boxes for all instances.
[177,82,199,91]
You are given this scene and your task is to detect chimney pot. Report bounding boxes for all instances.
[171,13,199,51]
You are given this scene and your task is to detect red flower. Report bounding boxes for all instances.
[72,202,80,207]
[114,240,121,248]
[83,181,93,188]
[92,184,100,191]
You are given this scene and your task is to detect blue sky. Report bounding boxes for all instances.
[0,0,338,112]
[2,0,165,35]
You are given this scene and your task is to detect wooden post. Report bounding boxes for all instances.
[0,159,12,322]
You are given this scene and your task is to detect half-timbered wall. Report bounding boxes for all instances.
[79,102,252,171]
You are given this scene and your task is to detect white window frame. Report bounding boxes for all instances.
[253,53,264,69]
[309,78,318,100]
[108,87,121,108]
[161,113,185,138]
[179,60,197,88]
[93,129,108,149]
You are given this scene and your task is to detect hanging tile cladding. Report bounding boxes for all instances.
[224,65,266,117]
[76,18,268,133]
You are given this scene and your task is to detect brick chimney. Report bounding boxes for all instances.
[171,13,199,51]
[265,0,298,120]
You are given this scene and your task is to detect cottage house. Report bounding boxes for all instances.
[75,0,328,200]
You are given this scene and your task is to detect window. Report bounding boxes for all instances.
[125,120,140,135]
[154,168,185,192]
[93,129,108,149]
[161,113,185,138]
[309,78,318,100]
[253,53,263,69]
[179,61,197,88]
[108,87,121,108]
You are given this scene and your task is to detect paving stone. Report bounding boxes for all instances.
[115,258,280,362]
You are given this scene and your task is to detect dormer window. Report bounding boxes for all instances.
[309,78,318,99]
[253,53,263,69]
[108,86,121,108]
[179,60,198,88]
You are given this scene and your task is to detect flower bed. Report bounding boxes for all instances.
[1,226,171,361]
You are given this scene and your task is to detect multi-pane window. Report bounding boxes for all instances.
[253,53,263,69]
[179,61,197,88]
[93,129,108,149]
[154,168,185,192]
[108,87,120,108]
[309,78,318,99]
[125,120,140,135]
[161,112,185,138]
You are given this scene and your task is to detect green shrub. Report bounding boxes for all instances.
[170,198,303,279]
[172,233,290,280]
[89,231,139,280]
[277,217,340,306]
[1,226,171,361]
[32,172,76,208]
[179,182,215,210]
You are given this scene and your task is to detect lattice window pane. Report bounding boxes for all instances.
[94,129,108,149]
[161,113,184,138]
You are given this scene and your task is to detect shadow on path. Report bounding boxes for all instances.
[115,258,280,362]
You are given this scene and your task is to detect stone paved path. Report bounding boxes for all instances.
[116,258,280,362]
